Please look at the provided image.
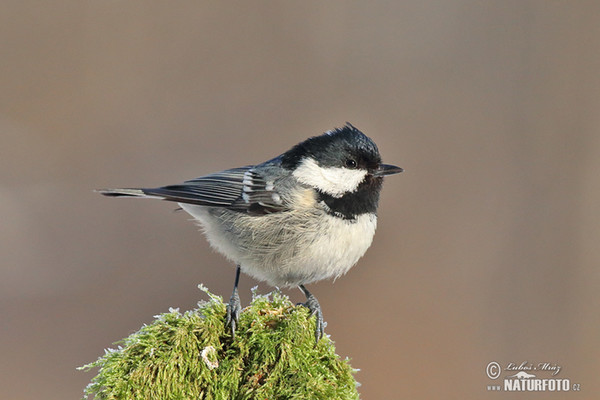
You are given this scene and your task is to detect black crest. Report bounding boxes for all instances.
[280,123,382,171]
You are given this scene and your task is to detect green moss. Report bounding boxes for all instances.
[80,286,360,399]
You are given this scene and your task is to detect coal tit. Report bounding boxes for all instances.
[99,123,402,342]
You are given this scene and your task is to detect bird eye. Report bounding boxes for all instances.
[345,159,357,169]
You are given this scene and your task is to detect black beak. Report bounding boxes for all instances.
[373,164,404,177]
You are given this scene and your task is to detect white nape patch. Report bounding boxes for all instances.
[292,157,367,197]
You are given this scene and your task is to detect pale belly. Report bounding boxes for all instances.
[180,204,377,287]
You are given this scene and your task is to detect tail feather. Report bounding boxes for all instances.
[96,188,164,200]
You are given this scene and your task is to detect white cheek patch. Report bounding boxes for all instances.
[292,157,368,197]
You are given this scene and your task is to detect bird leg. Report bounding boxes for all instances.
[298,284,324,343]
[225,265,242,339]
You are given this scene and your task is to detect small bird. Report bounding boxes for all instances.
[99,123,402,342]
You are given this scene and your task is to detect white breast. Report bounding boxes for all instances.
[287,212,377,285]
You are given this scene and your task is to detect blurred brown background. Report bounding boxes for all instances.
[2,2,599,399]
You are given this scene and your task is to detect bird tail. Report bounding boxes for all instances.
[96,188,165,200]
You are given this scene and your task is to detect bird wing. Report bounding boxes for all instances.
[108,166,288,215]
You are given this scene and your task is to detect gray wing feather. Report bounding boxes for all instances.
[140,166,287,214]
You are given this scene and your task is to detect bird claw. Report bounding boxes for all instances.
[298,286,324,344]
[225,288,241,339]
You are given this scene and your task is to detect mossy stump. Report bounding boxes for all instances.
[80,286,360,399]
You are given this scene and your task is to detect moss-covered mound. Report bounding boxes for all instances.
[80,286,360,399]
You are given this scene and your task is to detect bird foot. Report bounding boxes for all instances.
[225,288,241,339]
[298,285,324,344]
